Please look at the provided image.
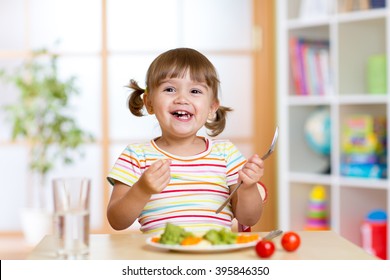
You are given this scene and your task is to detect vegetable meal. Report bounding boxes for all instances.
[152,223,259,246]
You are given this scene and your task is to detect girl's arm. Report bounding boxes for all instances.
[107,181,151,230]
[231,154,264,226]
[107,159,171,230]
[232,183,263,226]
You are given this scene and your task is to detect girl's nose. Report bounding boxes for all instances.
[174,91,189,104]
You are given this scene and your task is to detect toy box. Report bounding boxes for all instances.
[341,115,387,178]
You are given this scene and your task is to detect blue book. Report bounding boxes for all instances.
[370,0,386,8]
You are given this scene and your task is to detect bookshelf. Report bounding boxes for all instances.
[276,0,389,259]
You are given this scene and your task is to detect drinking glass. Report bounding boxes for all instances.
[52,177,90,259]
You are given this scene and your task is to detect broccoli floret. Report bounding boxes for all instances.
[203,228,237,245]
[159,223,194,245]
[159,224,237,246]
[220,229,237,244]
[203,229,221,245]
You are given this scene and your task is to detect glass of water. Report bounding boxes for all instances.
[52,177,91,259]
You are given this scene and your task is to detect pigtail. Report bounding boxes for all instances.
[205,105,233,137]
[127,79,146,117]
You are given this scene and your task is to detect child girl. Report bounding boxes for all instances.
[107,48,266,234]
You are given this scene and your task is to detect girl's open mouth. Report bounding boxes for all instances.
[171,110,193,120]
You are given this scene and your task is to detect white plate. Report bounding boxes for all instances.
[146,237,260,253]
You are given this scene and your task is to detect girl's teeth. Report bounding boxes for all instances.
[173,111,191,119]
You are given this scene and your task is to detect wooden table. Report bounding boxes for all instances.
[27,230,378,260]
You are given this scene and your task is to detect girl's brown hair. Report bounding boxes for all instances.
[127,48,232,137]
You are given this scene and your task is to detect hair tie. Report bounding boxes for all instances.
[144,87,148,94]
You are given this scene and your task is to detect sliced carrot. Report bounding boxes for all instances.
[180,236,203,246]
[151,237,160,243]
[236,233,259,243]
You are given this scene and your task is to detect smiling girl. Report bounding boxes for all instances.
[107,48,266,234]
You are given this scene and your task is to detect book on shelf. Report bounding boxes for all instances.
[289,37,331,96]
[338,0,386,12]
[370,0,386,9]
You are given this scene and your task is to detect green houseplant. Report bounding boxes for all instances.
[0,49,93,244]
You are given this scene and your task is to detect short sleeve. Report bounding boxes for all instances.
[257,182,268,202]
[224,141,246,186]
[107,145,144,187]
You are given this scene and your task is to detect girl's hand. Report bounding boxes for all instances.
[138,159,171,195]
[238,154,264,187]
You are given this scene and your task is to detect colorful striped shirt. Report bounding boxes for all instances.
[107,137,246,234]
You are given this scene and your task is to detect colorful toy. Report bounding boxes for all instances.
[305,185,329,231]
[342,115,377,154]
[361,209,387,260]
[304,107,331,157]
[341,115,387,178]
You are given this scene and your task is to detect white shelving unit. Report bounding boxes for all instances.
[276,0,389,259]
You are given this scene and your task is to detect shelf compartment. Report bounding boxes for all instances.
[338,18,386,95]
[339,187,387,248]
[288,25,330,97]
[290,182,332,231]
[289,105,331,174]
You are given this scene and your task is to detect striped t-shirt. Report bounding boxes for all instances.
[107,137,246,234]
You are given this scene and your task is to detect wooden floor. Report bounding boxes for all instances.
[0,236,31,260]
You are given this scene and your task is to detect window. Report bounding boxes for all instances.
[0,0,256,233]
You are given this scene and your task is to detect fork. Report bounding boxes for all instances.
[215,126,279,214]
[262,229,283,240]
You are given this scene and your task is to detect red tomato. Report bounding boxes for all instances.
[255,240,275,258]
[281,231,301,252]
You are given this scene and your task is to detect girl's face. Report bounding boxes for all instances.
[146,71,219,139]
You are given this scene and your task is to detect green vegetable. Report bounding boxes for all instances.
[158,224,238,245]
[203,228,237,245]
[159,223,194,245]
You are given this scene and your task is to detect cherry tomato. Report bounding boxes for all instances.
[255,240,275,258]
[281,231,301,252]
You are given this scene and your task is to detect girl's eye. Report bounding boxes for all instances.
[163,87,175,93]
[191,89,202,94]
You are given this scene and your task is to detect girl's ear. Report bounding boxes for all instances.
[209,100,220,119]
[143,92,154,114]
